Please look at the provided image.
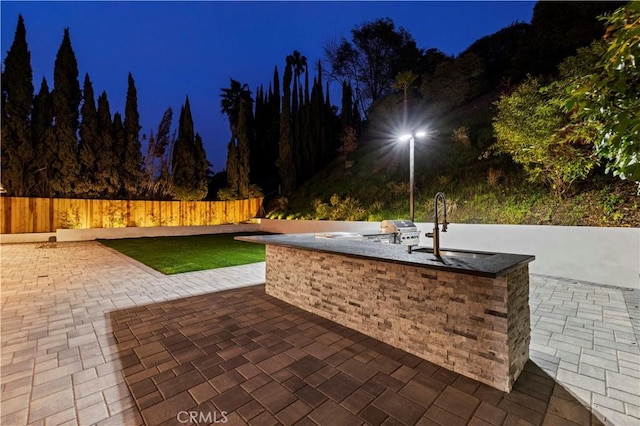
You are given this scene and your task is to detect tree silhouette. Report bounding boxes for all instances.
[172,96,208,200]
[51,28,81,197]
[77,73,99,197]
[325,18,421,119]
[288,50,307,111]
[220,79,253,196]
[1,15,34,196]
[391,70,418,129]
[96,92,118,197]
[122,73,144,199]
[279,56,296,195]
[220,78,252,141]
[31,78,54,197]
[112,112,126,196]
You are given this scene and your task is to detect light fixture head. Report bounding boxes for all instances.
[415,130,427,138]
[398,134,412,142]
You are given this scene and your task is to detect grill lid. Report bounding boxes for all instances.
[380,219,418,233]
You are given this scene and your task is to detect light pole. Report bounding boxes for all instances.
[399,130,426,222]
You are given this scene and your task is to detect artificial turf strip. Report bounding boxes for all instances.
[98,232,267,274]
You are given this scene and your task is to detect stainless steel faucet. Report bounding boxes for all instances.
[426,192,448,257]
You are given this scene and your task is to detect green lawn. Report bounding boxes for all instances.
[98,232,268,275]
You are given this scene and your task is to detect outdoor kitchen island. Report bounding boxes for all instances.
[236,233,535,392]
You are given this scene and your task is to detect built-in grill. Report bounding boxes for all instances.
[380,219,420,246]
[314,219,420,246]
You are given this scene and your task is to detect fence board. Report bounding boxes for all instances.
[0,196,263,234]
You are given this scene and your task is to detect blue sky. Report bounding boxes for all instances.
[1,1,536,171]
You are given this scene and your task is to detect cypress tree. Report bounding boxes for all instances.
[291,73,302,178]
[341,81,353,130]
[173,102,194,197]
[77,74,99,198]
[236,100,250,197]
[225,141,239,196]
[1,14,34,196]
[144,129,156,191]
[122,73,144,199]
[51,28,81,197]
[324,80,336,161]
[172,96,207,200]
[272,67,280,107]
[279,57,296,195]
[289,51,307,184]
[310,75,324,169]
[251,85,266,186]
[266,67,281,192]
[304,67,310,105]
[96,92,117,197]
[194,133,209,199]
[112,112,126,197]
[301,67,313,179]
[31,78,55,197]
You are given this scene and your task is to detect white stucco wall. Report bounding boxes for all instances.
[4,219,637,289]
[258,219,378,235]
[259,219,640,290]
[0,232,56,244]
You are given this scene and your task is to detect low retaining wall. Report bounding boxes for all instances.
[259,219,640,290]
[56,224,261,242]
[258,219,378,235]
[0,232,56,244]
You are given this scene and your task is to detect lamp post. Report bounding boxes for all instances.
[399,130,426,222]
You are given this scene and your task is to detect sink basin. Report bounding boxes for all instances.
[409,247,493,259]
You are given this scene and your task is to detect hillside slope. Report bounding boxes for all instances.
[268,91,639,227]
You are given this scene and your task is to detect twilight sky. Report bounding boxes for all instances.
[1,1,535,172]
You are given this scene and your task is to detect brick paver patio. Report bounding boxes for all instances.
[1,241,638,425]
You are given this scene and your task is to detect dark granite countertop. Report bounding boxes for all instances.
[236,233,535,278]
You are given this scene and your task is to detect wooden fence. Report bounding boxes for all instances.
[0,196,263,234]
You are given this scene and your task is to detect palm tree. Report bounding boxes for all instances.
[287,50,307,96]
[220,79,252,140]
[392,70,418,128]
[220,79,253,197]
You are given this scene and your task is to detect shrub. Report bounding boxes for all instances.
[493,77,597,197]
[452,126,471,148]
[246,184,264,199]
[438,175,451,186]
[332,197,366,221]
[370,200,385,212]
[340,126,358,159]
[386,181,410,198]
[567,4,640,187]
[173,186,208,201]
[313,194,367,221]
[487,168,504,186]
[314,203,332,219]
[217,184,263,201]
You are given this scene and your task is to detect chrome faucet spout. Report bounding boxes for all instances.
[436,192,448,232]
[428,192,448,257]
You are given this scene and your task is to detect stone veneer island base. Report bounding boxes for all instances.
[237,234,534,392]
